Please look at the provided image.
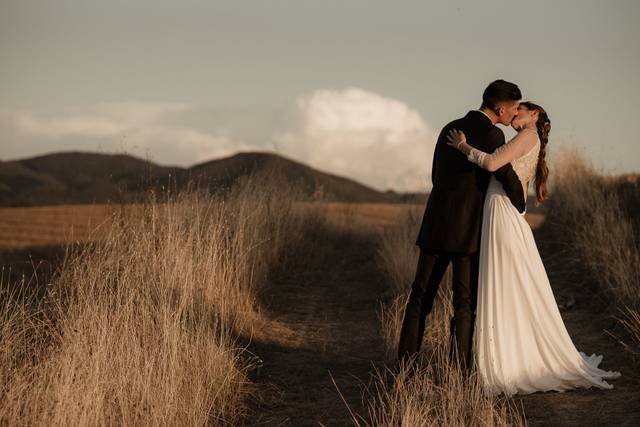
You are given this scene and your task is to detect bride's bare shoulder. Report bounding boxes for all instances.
[521,128,539,140]
[507,128,538,147]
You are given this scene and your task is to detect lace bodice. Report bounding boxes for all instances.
[465,132,540,206]
[511,138,540,184]
[466,131,540,184]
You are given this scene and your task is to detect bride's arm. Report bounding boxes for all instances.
[446,128,538,172]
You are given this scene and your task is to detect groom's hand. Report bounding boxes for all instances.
[446,129,469,154]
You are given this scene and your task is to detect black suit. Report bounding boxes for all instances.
[398,110,525,370]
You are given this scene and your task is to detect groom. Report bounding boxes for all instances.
[397,79,526,372]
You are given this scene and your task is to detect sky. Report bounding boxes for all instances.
[1,0,639,192]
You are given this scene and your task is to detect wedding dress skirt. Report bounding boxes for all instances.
[473,176,622,396]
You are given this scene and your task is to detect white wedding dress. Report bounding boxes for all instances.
[468,130,622,396]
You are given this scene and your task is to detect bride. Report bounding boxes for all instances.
[446,101,622,396]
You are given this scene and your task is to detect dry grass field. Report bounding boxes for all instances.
[1,157,638,425]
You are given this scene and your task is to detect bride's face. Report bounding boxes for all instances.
[511,105,539,130]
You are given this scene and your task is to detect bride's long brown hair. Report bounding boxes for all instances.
[520,101,551,205]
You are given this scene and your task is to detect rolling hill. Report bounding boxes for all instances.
[0,151,423,207]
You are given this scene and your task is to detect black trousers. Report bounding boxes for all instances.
[397,248,479,370]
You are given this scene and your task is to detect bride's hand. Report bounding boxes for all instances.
[446,129,470,154]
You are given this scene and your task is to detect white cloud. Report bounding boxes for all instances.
[13,111,125,138]
[91,102,190,125]
[272,87,436,192]
[0,103,260,166]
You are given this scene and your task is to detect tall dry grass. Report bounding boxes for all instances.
[362,345,524,427]
[365,209,525,426]
[0,169,317,425]
[547,148,640,350]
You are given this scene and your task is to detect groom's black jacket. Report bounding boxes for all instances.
[415,110,525,254]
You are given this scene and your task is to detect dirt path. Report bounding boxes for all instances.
[243,225,388,426]
[242,211,639,426]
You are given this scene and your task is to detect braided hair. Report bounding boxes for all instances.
[520,101,551,205]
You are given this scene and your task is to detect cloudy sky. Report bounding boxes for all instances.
[1,0,638,192]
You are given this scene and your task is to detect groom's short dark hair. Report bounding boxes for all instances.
[481,79,522,110]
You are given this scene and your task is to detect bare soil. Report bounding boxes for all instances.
[243,223,387,426]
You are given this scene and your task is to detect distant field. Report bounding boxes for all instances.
[0,202,545,250]
[0,204,120,249]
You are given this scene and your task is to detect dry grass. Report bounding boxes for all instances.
[361,345,524,427]
[365,209,525,426]
[619,308,640,351]
[0,169,319,425]
[548,148,640,304]
[547,147,640,350]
